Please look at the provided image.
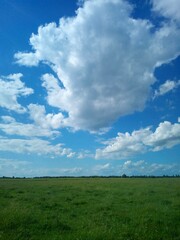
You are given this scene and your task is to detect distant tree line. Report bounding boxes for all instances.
[0,174,180,179]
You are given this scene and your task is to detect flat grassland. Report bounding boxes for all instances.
[0,178,179,240]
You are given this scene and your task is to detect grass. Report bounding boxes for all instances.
[0,178,179,240]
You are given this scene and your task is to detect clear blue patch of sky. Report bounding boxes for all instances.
[53,128,100,152]
[127,0,166,28]
[154,56,180,83]
[140,145,180,165]
[0,0,77,72]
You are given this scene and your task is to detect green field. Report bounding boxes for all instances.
[0,178,179,240]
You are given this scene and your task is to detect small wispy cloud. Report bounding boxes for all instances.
[154,79,180,99]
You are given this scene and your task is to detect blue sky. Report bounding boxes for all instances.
[0,0,180,177]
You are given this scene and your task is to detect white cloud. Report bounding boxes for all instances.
[0,116,59,138]
[96,128,150,159]
[121,160,146,174]
[28,103,65,129]
[0,157,178,177]
[0,158,30,170]
[77,150,94,159]
[96,118,180,159]
[1,116,15,123]
[0,103,67,138]
[0,157,82,177]
[0,137,74,157]
[0,158,32,177]
[92,163,114,175]
[14,0,180,132]
[0,73,33,113]
[92,160,179,176]
[119,160,179,176]
[26,166,83,177]
[152,0,180,22]
[145,120,180,151]
[154,79,180,98]
[14,52,40,67]
[94,163,111,171]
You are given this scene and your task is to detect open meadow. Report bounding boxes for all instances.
[0,177,179,240]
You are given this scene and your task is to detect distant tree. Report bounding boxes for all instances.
[122,174,127,178]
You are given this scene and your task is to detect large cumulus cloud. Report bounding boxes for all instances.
[15,0,180,131]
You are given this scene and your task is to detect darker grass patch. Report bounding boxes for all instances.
[161,200,172,205]
[16,190,24,194]
[73,200,87,206]
[41,221,72,232]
